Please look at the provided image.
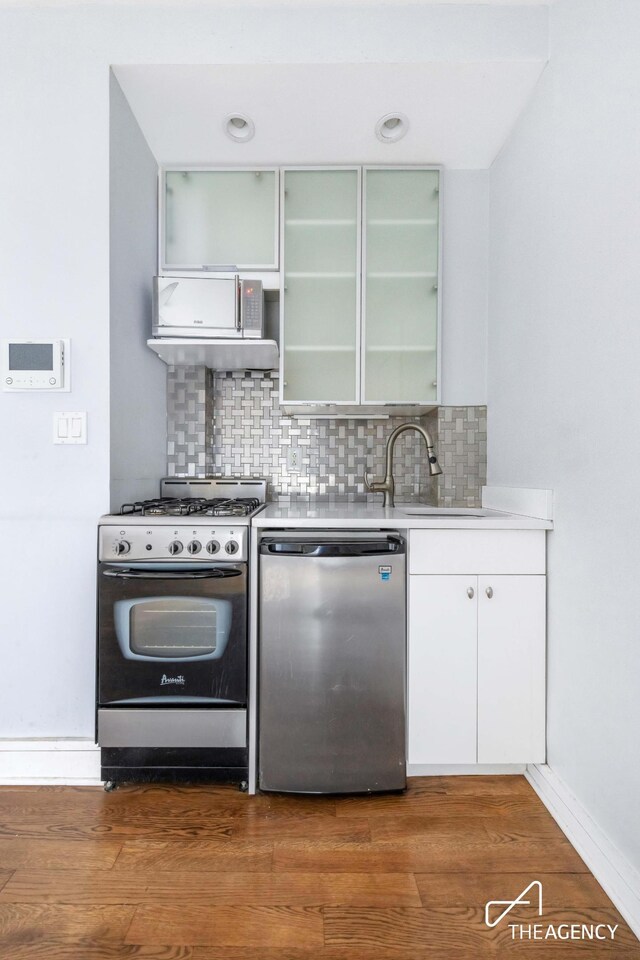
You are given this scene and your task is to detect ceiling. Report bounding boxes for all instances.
[114,61,547,170]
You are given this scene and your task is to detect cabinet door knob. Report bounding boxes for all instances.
[485,586,493,599]
[467,586,474,599]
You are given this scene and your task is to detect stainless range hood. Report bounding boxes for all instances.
[147,337,279,371]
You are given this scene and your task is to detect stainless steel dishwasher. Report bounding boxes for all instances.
[258,532,406,794]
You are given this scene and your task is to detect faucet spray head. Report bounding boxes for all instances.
[427,448,443,477]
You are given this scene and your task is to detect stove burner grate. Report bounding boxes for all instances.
[120,497,261,518]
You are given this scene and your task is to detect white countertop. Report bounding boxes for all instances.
[253,502,552,530]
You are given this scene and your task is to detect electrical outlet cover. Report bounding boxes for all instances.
[287,445,303,473]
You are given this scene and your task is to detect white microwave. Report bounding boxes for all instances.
[152,276,264,339]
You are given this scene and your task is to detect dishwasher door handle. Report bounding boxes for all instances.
[260,537,404,558]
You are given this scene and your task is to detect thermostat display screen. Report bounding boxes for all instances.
[9,343,54,371]
[2,339,68,391]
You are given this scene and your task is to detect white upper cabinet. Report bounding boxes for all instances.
[280,166,440,410]
[363,169,439,404]
[157,165,441,394]
[161,169,279,271]
[281,169,360,404]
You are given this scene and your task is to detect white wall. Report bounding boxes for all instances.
[441,170,488,405]
[488,0,640,871]
[0,1,539,740]
[0,7,111,737]
[110,72,166,510]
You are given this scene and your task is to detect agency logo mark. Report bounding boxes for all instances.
[485,880,543,928]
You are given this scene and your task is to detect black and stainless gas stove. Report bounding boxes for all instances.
[96,478,266,790]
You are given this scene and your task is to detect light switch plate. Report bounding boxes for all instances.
[53,411,87,444]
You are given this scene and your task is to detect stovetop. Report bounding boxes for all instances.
[100,478,267,525]
[98,479,267,561]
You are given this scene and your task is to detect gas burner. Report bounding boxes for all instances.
[202,498,260,518]
[120,498,188,517]
[120,499,159,516]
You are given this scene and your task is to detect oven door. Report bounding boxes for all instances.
[98,562,246,706]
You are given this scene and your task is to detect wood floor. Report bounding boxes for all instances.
[0,776,638,958]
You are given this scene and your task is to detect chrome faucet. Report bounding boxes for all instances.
[364,422,442,508]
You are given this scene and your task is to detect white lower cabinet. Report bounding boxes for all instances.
[408,532,546,766]
[408,576,477,763]
[477,575,546,763]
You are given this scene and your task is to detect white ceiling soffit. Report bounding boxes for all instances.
[2,0,554,5]
[114,62,547,170]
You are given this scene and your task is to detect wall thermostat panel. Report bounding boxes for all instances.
[1,339,70,391]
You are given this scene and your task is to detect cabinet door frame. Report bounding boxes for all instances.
[158,165,280,273]
[360,165,442,408]
[279,166,362,407]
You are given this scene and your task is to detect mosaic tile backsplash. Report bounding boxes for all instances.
[437,405,487,508]
[166,368,486,507]
[167,365,213,475]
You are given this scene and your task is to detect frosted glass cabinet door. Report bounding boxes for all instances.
[281,169,360,403]
[163,170,278,270]
[363,168,439,403]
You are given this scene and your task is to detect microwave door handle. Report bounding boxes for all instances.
[102,568,240,580]
[236,278,242,331]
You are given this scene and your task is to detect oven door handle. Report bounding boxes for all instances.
[102,568,241,580]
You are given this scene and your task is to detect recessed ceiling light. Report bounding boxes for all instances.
[375,113,409,144]
[223,114,255,142]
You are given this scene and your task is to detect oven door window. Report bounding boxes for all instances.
[114,596,232,662]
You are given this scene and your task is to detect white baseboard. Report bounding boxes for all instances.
[526,763,640,940]
[409,763,525,776]
[0,739,101,785]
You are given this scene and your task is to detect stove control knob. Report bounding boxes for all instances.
[225,540,239,555]
[114,540,130,556]
[187,540,202,555]
[206,540,220,555]
[168,540,183,556]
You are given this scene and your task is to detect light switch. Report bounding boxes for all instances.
[54,412,87,444]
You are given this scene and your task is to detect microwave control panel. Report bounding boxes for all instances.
[240,280,264,338]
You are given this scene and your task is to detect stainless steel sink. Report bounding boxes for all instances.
[397,507,487,518]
